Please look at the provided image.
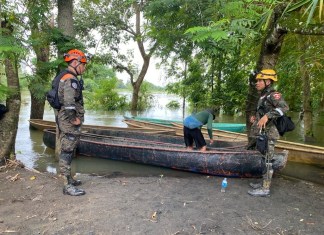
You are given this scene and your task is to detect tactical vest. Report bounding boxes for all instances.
[46,70,82,110]
[257,89,275,118]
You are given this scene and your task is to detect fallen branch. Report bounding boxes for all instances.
[2,159,43,175]
[245,215,272,230]
[143,218,158,223]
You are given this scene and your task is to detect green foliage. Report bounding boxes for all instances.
[286,0,324,25]
[0,28,25,60]
[123,80,164,92]
[84,77,127,110]
[82,63,128,110]
[136,81,155,111]
[166,100,180,109]
[277,34,324,112]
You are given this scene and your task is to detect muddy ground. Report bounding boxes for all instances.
[0,162,323,235]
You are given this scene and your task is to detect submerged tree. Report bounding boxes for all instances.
[75,0,157,111]
[25,0,52,120]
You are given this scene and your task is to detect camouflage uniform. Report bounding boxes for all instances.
[248,86,289,196]
[56,71,85,194]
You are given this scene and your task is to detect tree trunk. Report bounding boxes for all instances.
[298,38,314,141]
[182,61,188,119]
[131,55,151,111]
[130,2,151,111]
[0,21,21,164]
[57,0,74,37]
[246,4,287,141]
[30,94,46,119]
[29,43,50,120]
[131,84,140,111]
[56,0,74,158]
[130,55,151,109]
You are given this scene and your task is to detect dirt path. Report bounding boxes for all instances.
[0,163,323,235]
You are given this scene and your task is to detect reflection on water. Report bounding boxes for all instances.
[15,91,324,184]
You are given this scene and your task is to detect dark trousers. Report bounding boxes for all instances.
[183,126,206,149]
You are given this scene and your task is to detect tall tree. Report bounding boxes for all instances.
[299,37,313,140]
[246,3,289,135]
[54,0,74,159]
[246,1,324,140]
[0,15,22,164]
[58,0,74,36]
[26,0,52,120]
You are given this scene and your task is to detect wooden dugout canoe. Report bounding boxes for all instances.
[28,119,176,135]
[124,116,247,133]
[43,129,288,178]
[123,119,324,167]
[31,119,247,149]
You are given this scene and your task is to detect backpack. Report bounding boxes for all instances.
[46,70,75,110]
[274,115,295,136]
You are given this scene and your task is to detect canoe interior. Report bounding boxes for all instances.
[125,116,247,133]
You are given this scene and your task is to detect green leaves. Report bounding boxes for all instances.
[285,0,324,25]
[185,26,228,42]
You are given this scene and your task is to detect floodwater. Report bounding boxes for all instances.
[16,91,324,185]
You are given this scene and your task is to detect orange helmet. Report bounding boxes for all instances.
[63,49,88,63]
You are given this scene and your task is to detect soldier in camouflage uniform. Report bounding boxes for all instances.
[247,69,289,197]
[56,49,88,196]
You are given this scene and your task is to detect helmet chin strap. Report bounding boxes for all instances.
[69,61,83,76]
[263,79,271,88]
[68,62,84,90]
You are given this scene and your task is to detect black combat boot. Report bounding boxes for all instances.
[70,177,82,186]
[63,185,86,196]
[62,176,85,196]
[248,183,270,197]
[249,173,267,189]
[249,182,262,189]
[248,168,273,197]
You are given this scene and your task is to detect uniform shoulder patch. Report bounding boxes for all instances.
[71,80,78,90]
[272,92,281,100]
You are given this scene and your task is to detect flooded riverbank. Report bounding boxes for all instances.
[15,92,324,185]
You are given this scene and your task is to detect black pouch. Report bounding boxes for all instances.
[256,131,268,155]
[0,104,8,119]
[275,115,295,136]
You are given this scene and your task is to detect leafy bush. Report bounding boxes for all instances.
[166,100,180,109]
[136,82,154,111]
[84,77,127,110]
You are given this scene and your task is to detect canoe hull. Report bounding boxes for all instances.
[43,129,288,178]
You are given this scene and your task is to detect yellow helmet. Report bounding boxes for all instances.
[256,69,277,81]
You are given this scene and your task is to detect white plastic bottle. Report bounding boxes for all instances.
[221,178,227,193]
